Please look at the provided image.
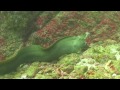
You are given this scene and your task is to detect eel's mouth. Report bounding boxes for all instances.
[85,32,91,46]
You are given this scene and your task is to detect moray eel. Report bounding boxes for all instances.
[0,32,90,74]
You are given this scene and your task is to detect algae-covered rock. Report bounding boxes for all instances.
[24,62,39,78]
[0,74,14,79]
[105,60,120,75]
[68,65,88,79]
[34,62,60,79]
[56,53,81,77]
[114,75,120,79]
[74,65,88,74]
[60,65,74,74]
[85,68,110,79]
[58,53,80,66]
[75,58,96,70]
[104,39,117,45]
[35,71,59,79]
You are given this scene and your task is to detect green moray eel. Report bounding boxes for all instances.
[0,32,90,74]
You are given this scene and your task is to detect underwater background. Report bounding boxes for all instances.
[0,11,120,79]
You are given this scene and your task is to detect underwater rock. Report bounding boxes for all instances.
[23,62,39,78]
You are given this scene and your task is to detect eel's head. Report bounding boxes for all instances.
[78,32,90,40]
[76,32,90,52]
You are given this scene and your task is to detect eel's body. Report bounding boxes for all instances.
[0,32,89,74]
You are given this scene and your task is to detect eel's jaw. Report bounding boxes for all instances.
[85,32,90,39]
[78,32,90,40]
